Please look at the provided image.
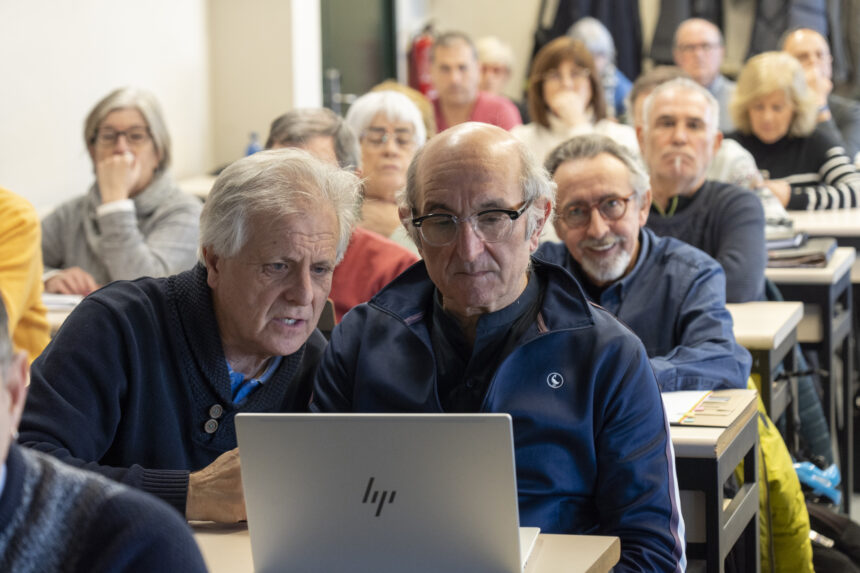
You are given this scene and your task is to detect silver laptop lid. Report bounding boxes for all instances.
[236,413,522,573]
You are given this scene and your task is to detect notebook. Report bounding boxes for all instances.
[235,413,539,573]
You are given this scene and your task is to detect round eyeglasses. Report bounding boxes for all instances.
[411,202,530,247]
[361,127,415,149]
[559,195,635,229]
[94,127,152,147]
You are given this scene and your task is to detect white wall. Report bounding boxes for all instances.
[426,0,542,100]
[0,0,211,212]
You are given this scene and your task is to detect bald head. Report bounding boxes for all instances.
[673,18,724,87]
[782,28,832,81]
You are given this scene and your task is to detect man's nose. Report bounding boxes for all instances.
[585,207,610,238]
[455,219,485,262]
[285,268,314,306]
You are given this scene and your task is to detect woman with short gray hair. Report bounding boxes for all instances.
[41,87,202,294]
[345,91,426,251]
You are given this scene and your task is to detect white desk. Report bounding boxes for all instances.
[192,524,621,573]
[670,389,759,573]
[766,246,855,513]
[727,302,802,440]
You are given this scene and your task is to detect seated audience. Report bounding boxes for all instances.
[0,187,50,363]
[41,87,202,295]
[673,18,735,133]
[782,28,860,159]
[345,90,426,252]
[0,299,207,572]
[568,17,632,119]
[639,78,766,303]
[537,134,751,391]
[512,37,639,165]
[266,107,418,321]
[19,150,361,522]
[430,32,522,131]
[729,51,860,210]
[312,123,686,571]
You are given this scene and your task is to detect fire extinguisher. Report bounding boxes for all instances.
[409,24,435,98]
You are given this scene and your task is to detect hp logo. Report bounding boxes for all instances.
[362,477,396,517]
[547,372,564,389]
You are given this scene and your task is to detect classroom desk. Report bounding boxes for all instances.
[192,524,621,573]
[766,246,855,513]
[727,301,802,427]
[670,389,759,573]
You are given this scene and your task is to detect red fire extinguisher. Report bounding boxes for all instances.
[409,24,435,98]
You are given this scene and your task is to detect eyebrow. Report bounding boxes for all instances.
[421,198,510,213]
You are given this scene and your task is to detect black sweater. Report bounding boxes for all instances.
[730,126,860,210]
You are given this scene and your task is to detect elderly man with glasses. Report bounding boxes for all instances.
[537,134,750,392]
[673,18,736,133]
[312,122,686,572]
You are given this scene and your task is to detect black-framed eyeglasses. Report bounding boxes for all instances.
[362,127,415,149]
[559,195,635,229]
[542,67,590,84]
[411,201,531,246]
[676,42,721,54]
[94,127,151,147]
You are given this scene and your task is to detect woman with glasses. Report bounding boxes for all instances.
[345,90,427,253]
[511,37,639,165]
[41,87,202,295]
[728,52,860,210]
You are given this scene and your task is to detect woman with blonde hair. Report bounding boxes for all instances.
[729,51,860,210]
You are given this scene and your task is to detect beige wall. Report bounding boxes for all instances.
[0,0,211,212]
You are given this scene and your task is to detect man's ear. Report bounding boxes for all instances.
[202,246,221,290]
[639,188,652,227]
[6,351,29,433]
[528,198,553,252]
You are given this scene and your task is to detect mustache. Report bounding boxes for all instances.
[580,234,624,249]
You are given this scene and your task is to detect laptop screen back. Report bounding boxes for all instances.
[236,413,523,573]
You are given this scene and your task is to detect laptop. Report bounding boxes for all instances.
[235,413,539,573]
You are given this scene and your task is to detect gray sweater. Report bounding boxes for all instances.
[41,172,202,285]
[0,444,206,572]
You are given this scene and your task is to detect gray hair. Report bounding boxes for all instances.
[345,91,427,148]
[430,31,478,63]
[544,134,650,206]
[642,77,721,133]
[568,17,616,62]
[84,87,172,171]
[199,149,361,264]
[0,298,11,375]
[400,133,555,245]
[265,108,361,171]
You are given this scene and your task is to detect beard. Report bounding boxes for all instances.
[578,234,632,285]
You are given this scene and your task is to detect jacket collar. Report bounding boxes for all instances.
[370,256,596,332]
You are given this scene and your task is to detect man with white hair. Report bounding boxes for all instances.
[537,134,750,391]
[313,123,686,572]
[19,150,361,523]
[673,18,735,133]
[782,27,860,159]
[639,78,766,303]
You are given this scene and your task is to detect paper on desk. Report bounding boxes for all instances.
[661,391,712,425]
[42,293,83,310]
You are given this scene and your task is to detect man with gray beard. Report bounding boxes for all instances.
[536,134,750,391]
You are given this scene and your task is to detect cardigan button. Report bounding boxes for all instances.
[209,404,224,419]
[204,419,219,434]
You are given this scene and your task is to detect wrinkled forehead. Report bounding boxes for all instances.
[651,88,715,123]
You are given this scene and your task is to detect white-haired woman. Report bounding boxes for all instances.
[729,52,860,210]
[41,87,202,295]
[345,90,427,251]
